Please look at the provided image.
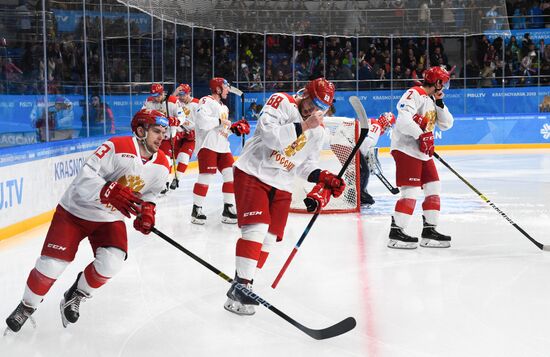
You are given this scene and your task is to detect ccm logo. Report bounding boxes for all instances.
[243,211,262,217]
[47,243,67,251]
[408,178,420,182]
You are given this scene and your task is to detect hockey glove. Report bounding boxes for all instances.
[419,132,435,157]
[377,112,395,133]
[99,181,142,218]
[304,183,331,213]
[168,116,180,127]
[318,170,346,198]
[412,113,428,131]
[230,119,251,136]
[133,202,156,235]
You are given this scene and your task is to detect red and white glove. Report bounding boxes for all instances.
[377,112,395,133]
[304,183,331,213]
[133,202,156,235]
[318,170,345,198]
[419,132,434,156]
[412,113,428,131]
[230,119,251,136]
[99,181,142,218]
[168,116,180,127]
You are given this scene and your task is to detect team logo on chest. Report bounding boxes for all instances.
[284,133,307,157]
[423,110,437,132]
[118,175,145,193]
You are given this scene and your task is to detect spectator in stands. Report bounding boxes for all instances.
[485,5,503,30]
[31,96,74,142]
[528,1,545,28]
[512,6,528,29]
[80,95,115,137]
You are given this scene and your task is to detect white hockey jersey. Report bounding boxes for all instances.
[60,136,170,222]
[194,95,231,153]
[359,119,384,156]
[234,92,326,193]
[391,86,454,161]
[170,96,199,134]
[142,96,166,113]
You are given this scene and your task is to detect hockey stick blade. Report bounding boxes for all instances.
[152,228,357,340]
[229,86,243,96]
[296,316,357,340]
[433,152,548,251]
[349,96,369,130]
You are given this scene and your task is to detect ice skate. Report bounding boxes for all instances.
[169,178,179,190]
[387,217,418,249]
[60,273,90,328]
[360,192,375,206]
[160,182,169,195]
[420,216,451,248]
[221,203,237,224]
[224,276,259,316]
[4,301,37,335]
[191,204,207,225]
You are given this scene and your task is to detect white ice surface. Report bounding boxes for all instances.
[1,149,550,357]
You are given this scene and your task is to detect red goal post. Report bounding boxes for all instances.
[290,116,360,214]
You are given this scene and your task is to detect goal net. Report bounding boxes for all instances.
[290,116,360,214]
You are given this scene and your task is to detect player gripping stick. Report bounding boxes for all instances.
[4,109,170,333]
[223,77,344,316]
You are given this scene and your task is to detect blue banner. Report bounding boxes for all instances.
[235,87,550,120]
[485,28,550,45]
[53,10,151,33]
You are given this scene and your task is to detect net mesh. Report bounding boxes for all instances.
[290,117,359,214]
[122,0,509,36]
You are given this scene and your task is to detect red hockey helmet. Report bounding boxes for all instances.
[178,83,191,94]
[209,77,229,93]
[131,109,168,134]
[150,83,164,97]
[423,66,450,85]
[305,78,335,111]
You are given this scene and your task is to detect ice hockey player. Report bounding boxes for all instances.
[224,77,345,315]
[191,77,249,225]
[388,66,454,249]
[157,83,198,192]
[4,109,169,333]
[168,83,199,190]
[358,112,396,206]
[142,83,166,111]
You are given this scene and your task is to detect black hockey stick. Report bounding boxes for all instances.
[151,228,356,340]
[433,152,549,251]
[271,96,370,289]
[374,171,400,195]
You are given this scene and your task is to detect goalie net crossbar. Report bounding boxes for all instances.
[290,117,360,214]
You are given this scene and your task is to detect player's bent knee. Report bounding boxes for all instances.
[422,181,441,196]
[400,186,422,199]
[241,224,269,244]
[35,255,70,279]
[221,167,233,182]
[93,247,126,278]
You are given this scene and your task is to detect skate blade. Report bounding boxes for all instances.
[3,327,14,336]
[223,299,255,316]
[387,239,418,249]
[191,217,206,225]
[420,239,451,248]
[59,299,69,328]
[169,181,179,190]
[221,217,237,224]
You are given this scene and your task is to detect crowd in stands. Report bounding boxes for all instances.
[0,0,549,96]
